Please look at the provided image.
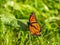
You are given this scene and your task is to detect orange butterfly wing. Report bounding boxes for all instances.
[28,12,41,36]
[29,13,37,23]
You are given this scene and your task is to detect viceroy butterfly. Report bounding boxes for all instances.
[28,12,41,36]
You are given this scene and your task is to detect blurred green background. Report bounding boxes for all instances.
[0,0,60,45]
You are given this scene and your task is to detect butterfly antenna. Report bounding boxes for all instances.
[30,12,35,15]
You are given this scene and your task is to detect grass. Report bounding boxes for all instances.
[0,0,60,45]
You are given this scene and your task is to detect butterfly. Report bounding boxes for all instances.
[28,12,41,36]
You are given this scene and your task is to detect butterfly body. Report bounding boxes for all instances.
[28,12,41,36]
